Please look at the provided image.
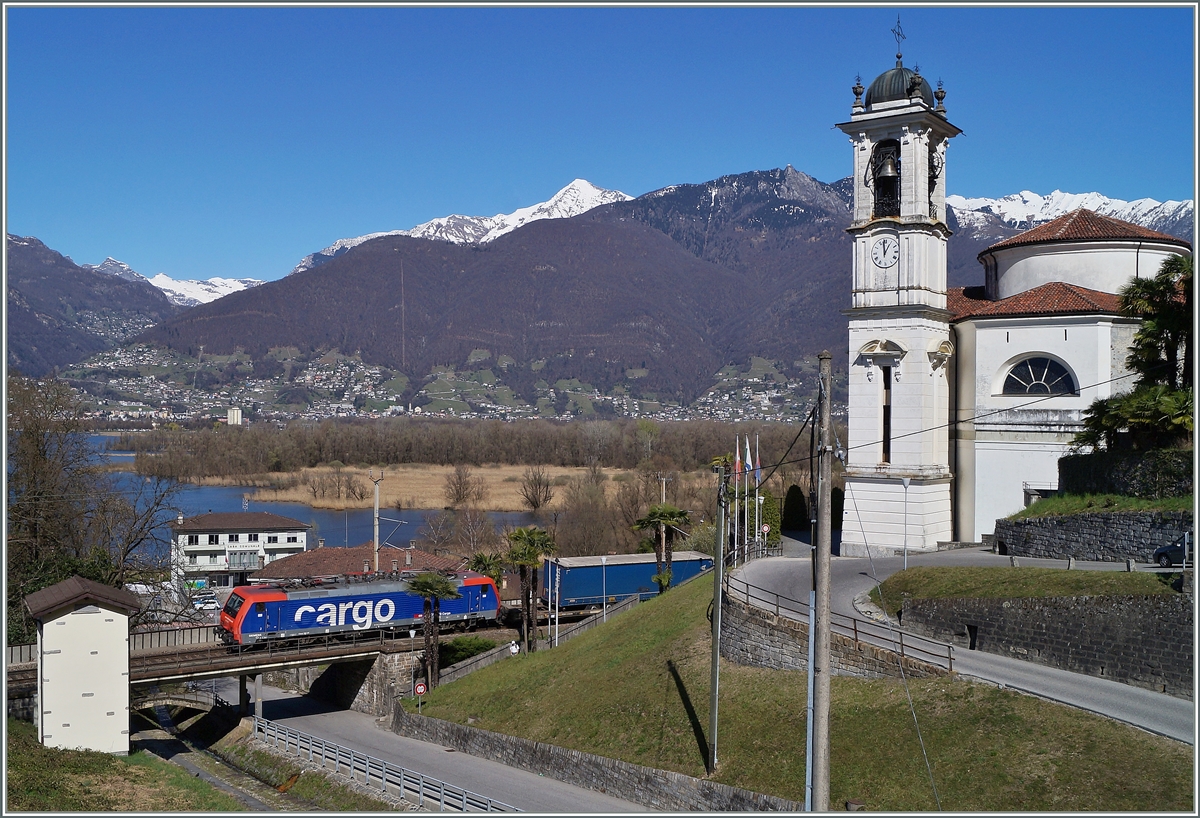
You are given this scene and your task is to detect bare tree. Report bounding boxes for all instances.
[443,464,487,508]
[417,510,457,554]
[519,466,554,512]
[454,506,502,556]
[7,375,181,643]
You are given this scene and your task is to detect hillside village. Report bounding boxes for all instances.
[61,344,845,426]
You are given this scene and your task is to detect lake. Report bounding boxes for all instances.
[94,436,537,551]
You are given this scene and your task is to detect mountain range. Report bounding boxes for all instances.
[8,170,1193,403]
[81,257,262,308]
[289,178,633,274]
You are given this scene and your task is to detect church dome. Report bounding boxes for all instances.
[865,61,933,107]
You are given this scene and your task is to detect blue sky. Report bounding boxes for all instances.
[5,5,1196,282]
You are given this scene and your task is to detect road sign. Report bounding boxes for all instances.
[414,682,427,696]
[762,524,771,534]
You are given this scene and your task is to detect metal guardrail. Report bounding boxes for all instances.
[252,717,520,812]
[723,572,954,671]
[7,644,36,665]
[8,625,219,665]
[131,625,218,651]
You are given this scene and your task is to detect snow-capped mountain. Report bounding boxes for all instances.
[82,257,145,283]
[946,190,1193,238]
[85,257,263,308]
[147,274,264,308]
[290,179,632,274]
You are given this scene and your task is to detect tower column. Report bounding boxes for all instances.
[835,49,961,557]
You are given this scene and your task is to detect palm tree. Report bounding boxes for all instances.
[1120,253,1193,390]
[406,571,461,689]
[633,503,692,592]
[466,551,504,587]
[507,526,555,653]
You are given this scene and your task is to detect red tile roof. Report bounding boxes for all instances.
[25,575,142,620]
[251,543,461,580]
[171,512,311,532]
[949,282,1123,321]
[981,208,1191,256]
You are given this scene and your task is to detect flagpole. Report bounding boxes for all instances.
[732,435,740,565]
[755,434,761,556]
[739,436,748,563]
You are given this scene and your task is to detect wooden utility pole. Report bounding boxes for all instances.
[812,350,833,810]
[708,465,727,774]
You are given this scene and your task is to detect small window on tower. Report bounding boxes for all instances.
[881,366,893,463]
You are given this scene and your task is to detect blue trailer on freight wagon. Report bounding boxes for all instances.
[541,551,714,609]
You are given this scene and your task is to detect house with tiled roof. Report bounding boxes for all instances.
[833,46,1192,555]
[169,511,312,595]
[249,542,461,581]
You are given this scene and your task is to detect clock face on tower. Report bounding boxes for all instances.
[871,237,899,268]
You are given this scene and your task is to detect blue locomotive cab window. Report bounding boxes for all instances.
[1003,357,1076,395]
[255,602,266,614]
[223,594,244,617]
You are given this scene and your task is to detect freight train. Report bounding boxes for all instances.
[541,551,714,609]
[216,572,500,645]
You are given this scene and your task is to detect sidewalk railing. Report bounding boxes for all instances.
[252,717,520,812]
[723,572,954,671]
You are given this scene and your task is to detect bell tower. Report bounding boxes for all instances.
[835,26,962,556]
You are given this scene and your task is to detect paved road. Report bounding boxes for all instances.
[214,679,644,813]
[737,540,1195,744]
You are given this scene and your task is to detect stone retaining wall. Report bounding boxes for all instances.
[900,594,1193,699]
[389,709,801,812]
[994,511,1192,562]
[720,595,950,679]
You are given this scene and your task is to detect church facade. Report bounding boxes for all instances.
[835,53,1192,556]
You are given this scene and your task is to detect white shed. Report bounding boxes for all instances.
[25,576,141,755]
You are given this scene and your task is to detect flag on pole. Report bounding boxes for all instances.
[734,436,742,477]
[745,438,754,485]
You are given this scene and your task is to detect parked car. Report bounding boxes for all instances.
[1152,542,1191,568]
[192,592,219,611]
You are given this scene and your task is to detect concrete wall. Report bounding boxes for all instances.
[390,708,801,812]
[265,650,419,718]
[719,595,950,680]
[994,511,1193,562]
[900,593,1193,699]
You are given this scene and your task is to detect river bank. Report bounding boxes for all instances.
[187,464,631,512]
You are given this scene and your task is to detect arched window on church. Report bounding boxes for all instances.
[1002,357,1077,395]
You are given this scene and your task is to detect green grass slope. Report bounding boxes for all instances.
[870,565,1181,618]
[405,574,1193,811]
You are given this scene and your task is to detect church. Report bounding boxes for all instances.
[834,49,1192,556]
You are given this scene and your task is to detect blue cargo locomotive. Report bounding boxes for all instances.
[216,573,499,645]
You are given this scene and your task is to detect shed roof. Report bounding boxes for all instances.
[25,575,142,620]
